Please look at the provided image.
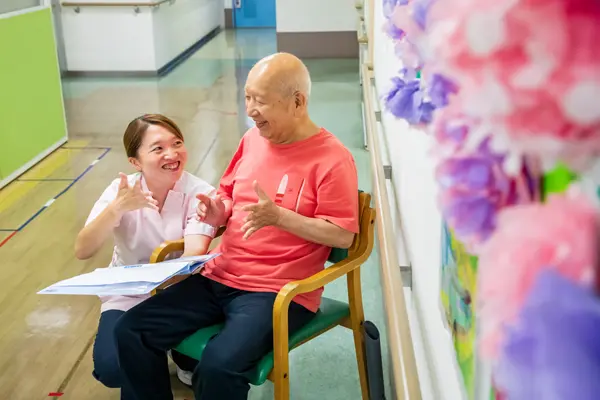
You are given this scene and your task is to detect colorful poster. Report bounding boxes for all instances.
[440,222,479,399]
[440,223,508,400]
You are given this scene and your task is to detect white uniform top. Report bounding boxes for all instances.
[84,171,216,312]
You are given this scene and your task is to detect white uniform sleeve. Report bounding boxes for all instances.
[84,178,121,227]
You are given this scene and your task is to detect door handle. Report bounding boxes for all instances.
[234,0,241,8]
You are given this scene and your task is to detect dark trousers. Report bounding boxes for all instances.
[92,311,198,388]
[114,274,316,400]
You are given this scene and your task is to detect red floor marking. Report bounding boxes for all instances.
[48,393,63,397]
[0,231,17,248]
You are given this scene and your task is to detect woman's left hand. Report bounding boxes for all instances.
[240,181,282,240]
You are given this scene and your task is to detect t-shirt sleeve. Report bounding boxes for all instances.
[184,180,218,237]
[314,154,360,234]
[217,134,247,202]
[84,178,121,227]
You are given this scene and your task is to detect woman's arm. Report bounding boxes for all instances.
[75,174,157,260]
[182,234,212,257]
[75,202,121,260]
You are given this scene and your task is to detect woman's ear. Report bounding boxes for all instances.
[128,157,142,172]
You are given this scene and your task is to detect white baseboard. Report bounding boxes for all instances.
[0,136,68,190]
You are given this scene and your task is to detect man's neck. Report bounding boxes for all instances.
[285,119,321,144]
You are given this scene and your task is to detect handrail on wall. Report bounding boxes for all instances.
[357,1,422,398]
[361,63,422,400]
[61,0,172,12]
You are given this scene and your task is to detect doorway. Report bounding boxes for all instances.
[233,0,276,29]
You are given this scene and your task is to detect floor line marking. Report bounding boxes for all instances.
[0,147,111,249]
[17,178,75,182]
[51,334,96,400]
[61,146,111,150]
[0,231,17,247]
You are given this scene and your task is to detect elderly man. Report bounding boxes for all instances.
[114,52,359,400]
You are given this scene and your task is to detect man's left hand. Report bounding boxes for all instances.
[241,181,282,240]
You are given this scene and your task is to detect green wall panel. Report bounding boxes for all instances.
[0,7,67,180]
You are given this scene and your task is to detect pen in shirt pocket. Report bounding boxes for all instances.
[274,174,288,205]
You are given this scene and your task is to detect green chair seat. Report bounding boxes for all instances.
[174,297,350,386]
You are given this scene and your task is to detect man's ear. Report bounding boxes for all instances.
[128,157,142,172]
[294,91,307,108]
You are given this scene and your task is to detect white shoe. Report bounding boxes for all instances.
[176,366,193,387]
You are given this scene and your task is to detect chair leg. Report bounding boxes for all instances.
[273,361,290,400]
[348,267,370,399]
[273,296,291,400]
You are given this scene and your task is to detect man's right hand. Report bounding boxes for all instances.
[196,192,226,227]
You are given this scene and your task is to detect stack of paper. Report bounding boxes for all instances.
[38,254,220,296]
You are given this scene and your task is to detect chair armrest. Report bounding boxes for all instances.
[149,227,226,294]
[272,204,376,360]
[150,227,225,264]
[150,239,185,263]
[284,257,362,297]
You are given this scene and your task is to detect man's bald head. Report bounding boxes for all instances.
[247,52,312,100]
[244,53,319,144]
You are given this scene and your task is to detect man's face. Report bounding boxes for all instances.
[244,75,296,144]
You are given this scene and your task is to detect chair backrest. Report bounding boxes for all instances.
[327,190,371,263]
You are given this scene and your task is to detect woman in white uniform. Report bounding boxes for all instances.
[75,114,216,388]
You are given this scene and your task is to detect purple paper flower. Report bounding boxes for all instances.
[384,75,435,125]
[384,21,405,40]
[495,269,600,400]
[434,117,470,152]
[383,0,408,19]
[411,0,435,30]
[436,139,509,243]
[427,73,459,108]
[434,132,535,249]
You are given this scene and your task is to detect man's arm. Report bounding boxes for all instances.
[276,208,355,249]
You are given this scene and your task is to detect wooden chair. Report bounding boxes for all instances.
[149,191,376,399]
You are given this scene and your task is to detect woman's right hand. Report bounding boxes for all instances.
[112,173,159,216]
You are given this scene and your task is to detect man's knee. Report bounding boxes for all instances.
[197,344,246,379]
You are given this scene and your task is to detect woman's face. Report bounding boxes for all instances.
[129,124,188,186]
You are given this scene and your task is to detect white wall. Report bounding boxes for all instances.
[224,0,231,9]
[60,0,222,72]
[276,0,357,32]
[152,0,222,69]
[371,1,464,399]
[0,0,40,14]
[62,7,155,71]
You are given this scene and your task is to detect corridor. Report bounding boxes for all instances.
[0,29,388,399]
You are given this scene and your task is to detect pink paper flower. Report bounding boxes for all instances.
[477,186,600,360]
[426,0,600,172]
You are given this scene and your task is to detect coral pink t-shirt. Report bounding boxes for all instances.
[202,127,359,312]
